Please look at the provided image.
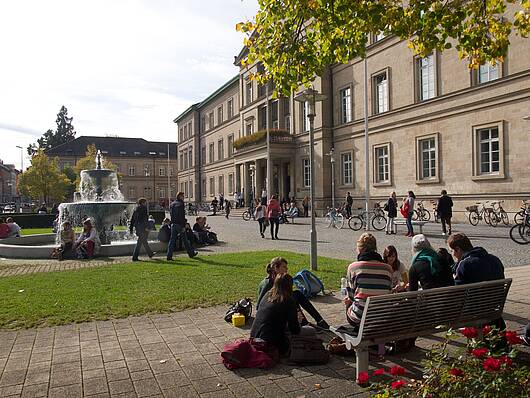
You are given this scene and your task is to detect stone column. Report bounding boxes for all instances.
[255,159,262,195]
[235,164,241,193]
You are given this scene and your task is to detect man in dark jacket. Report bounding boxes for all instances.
[447,233,504,285]
[437,190,453,236]
[167,192,197,260]
[130,198,154,261]
[345,192,353,218]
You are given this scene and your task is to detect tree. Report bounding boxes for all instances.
[18,149,72,204]
[238,0,530,95]
[27,106,76,155]
[74,144,118,188]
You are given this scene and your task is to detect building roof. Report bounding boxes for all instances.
[46,136,177,158]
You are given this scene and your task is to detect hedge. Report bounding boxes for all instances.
[233,129,290,150]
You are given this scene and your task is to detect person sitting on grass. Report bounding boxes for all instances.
[250,273,301,357]
[5,217,21,238]
[74,219,100,259]
[256,257,329,330]
[157,218,171,243]
[53,221,75,260]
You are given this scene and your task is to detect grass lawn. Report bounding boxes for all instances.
[0,251,348,329]
[21,228,53,236]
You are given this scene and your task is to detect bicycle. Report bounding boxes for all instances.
[467,201,496,227]
[242,206,256,221]
[509,205,529,244]
[490,200,509,226]
[325,207,345,229]
[412,200,431,221]
[514,200,529,225]
[430,200,440,223]
[348,203,387,231]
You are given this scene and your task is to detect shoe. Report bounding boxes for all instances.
[189,251,198,258]
[148,252,156,259]
[166,257,173,261]
[275,236,279,240]
[442,232,446,236]
[132,258,139,262]
[260,233,265,238]
[271,237,275,240]
[315,319,330,330]
[448,230,452,235]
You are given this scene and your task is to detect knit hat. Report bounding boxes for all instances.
[411,234,432,253]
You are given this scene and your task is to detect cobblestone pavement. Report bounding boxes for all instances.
[1,216,529,278]
[0,266,528,398]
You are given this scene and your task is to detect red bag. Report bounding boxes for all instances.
[221,338,277,370]
[0,223,10,239]
[400,201,410,218]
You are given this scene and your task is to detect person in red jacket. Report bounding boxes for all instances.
[267,195,281,240]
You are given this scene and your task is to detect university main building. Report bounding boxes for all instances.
[175,25,530,216]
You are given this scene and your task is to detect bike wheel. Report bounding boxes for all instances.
[500,210,509,226]
[325,214,333,228]
[412,210,419,221]
[335,214,345,229]
[510,223,530,245]
[468,211,479,226]
[514,211,525,225]
[421,209,431,222]
[489,212,498,227]
[348,216,364,231]
[242,211,251,221]
[434,210,439,223]
[372,215,386,231]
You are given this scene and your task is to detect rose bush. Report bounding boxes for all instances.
[369,327,530,397]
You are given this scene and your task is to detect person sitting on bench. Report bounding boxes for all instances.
[409,234,454,291]
[344,233,393,333]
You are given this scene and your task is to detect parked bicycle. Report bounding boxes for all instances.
[430,200,440,223]
[514,200,529,225]
[490,200,509,226]
[325,207,345,229]
[412,200,431,222]
[348,203,387,231]
[509,204,529,244]
[242,205,256,221]
[467,201,496,226]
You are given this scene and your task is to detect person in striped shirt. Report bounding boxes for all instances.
[344,233,393,328]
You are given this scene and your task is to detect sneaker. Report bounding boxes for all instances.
[260,233,265,238]
[166,257,173,261]
[315,319,330,330]
[148,252,157,259]
[189,251,198,258]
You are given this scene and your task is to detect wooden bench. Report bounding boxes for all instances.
[394,219,428,233]
[330,278,512,382]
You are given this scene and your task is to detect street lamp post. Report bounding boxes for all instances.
[249,164,256,208]
[363,56,371,230]
[329,148,336,209]
[295,88,327,271]
[15,145,23,172]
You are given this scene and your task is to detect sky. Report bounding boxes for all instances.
[0,0,259,171]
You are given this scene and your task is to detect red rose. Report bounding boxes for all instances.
[503,331,523,345]
[389,365,406,376]
[391,380,407,389]
[471,348,488,358]
[372,368,385,376]
[482,325,492,335]
[357,371,369,384]
[483,357,501,372]
[460,327,478,339]
[449,368,465,377]
[499,355,513,367]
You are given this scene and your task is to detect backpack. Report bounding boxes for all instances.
[288,327,330,365]
[293,269,324,298]
[0,223,11,239]
[224,298,253,323]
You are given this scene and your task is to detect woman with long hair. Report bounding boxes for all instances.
[254,199,268,238]
[250,273,301,355]
[74,219,100,259]
[256,257,329,329]
[385,192,398,235]
[383,245,408,292]
[267,195,281,240]
[403,191,416,237]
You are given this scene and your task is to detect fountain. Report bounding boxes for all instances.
[58,150,135,244]
[0,150,165,258]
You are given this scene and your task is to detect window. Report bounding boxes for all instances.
[374,31,387,42]
[128,186,136,198]
[228,135,234,157]
[302,101,310,132]
[478,127,500,174]
[187,121,192,136]
[184,180,188,198]
[183,124,188,140]
[245,80,253,105]
[208,112,214,130]
[302,159,310,188]
[227,98,234,119]
[201,146,206,165]
[179,151,183,170]
[417,54,436,101]
[478,63,499,84]
[417,136,437,180]
[201,115,206,132]
[128,165,135,176]
[159,187,166,199]
[120,151,126,156]
[340,87,352,124]
[341,152,353,185]
[169,167,174,176]
[285,114,291,133]
[218,139,224,160]
[374,144,390,184]
[209,177,215,196]
[179,127,183,142]
[228,173,234,193]
[271,100,279,128]
[144,164,150,177]
[183,150,188,169]
[217,106,223,125]
[209,143,214,163]
[246,122,253,136]
[373,71,389,114]
[188,180,193,198]
[188,147,192,167]
[144,186,152,199]
[218,175,224,195]
[258,105,267,130]
[202,178,206,197]
[159,167,166,177]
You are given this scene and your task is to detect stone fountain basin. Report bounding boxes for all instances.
[0,231,166,259]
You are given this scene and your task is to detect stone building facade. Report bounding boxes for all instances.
[46,136,178,206]
[0,161,18,203]
[175,28,530,217]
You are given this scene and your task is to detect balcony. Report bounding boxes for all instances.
[233,129,294,151]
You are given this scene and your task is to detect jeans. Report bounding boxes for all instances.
[345,204,352,218]
[292,290,324,323]
[269,217,279,238]
[406,212,414,235]
[167,224,195,258]
[441,216,452,234]
[258,218,267,235]
[385,216,396,234]
[133,230,153,260]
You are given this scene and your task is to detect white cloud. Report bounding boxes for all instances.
[0,0,258,169]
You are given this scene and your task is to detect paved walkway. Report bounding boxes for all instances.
[0,265,528,398]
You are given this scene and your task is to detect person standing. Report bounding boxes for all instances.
[233,191,239,208]
[302,196,309,218]
[219,193,225,210]
[211,196,218,215]
[167,192,198,260]
[402,191,416,237]
[130,198,155,261]
[225,199,232,219]
[267,195,281,240]
[345,192,353,218]
[437,190,454,236]
[261,188,267,206]
[255,201,267,238]
[384,192,397,234]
